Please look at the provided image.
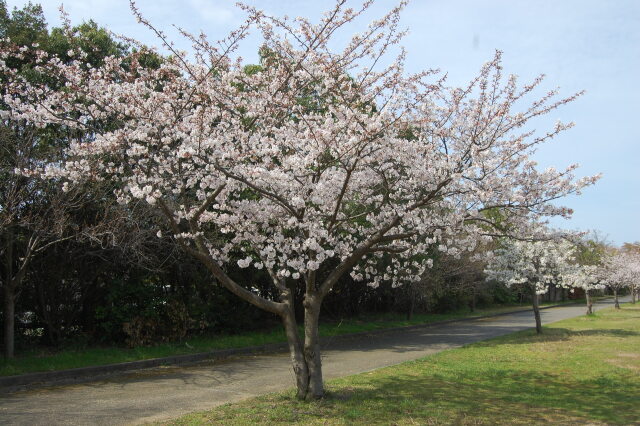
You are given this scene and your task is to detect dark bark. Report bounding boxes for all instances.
[3,284,16,358]
[3,227,16,358]
[470,284,476,313]
[36,280,60,346]
[280,290,308,400]
[614,289,620,309]
[303,296,323,399]
[2,228,38,358]
[585,290,593,315]
[406,284,415,320]
[532,286,542,334]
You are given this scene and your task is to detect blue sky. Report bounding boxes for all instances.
[7,0,640,245]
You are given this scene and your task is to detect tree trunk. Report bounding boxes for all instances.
[585,290,593,315]
[2,228,35,358]
[3,284,16,359]
[37,280,60,346]
[303,296,323,399]
[531,287,542,334]
[3,226,15,359]
[280,288,309,400]
[614,289,620,309]
[632,285,637,304]
[406,284,415,320]
[470,284,476,313]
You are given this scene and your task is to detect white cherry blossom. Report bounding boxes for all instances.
[0,0,600,398]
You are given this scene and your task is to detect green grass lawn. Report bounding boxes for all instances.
[167,303,640,425]
[0,298,586,377]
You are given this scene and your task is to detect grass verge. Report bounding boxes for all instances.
[1,299,585,377]
[167,303,640,425]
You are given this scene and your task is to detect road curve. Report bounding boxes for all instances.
[0,297,627,425]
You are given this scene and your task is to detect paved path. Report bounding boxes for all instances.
[0,297,628,425]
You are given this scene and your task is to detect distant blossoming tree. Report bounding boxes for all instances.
[597,251,640,308]
[1,0,599,397]
[562,264,603,314]
[484,237,578,333]
[620,244,640,303]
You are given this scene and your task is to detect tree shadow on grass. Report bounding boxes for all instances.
[313,367,640,425]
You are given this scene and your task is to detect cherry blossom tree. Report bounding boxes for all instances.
[621,243,640,303]
[562,265,603,314]
[0,1,600,397]
[484,237,577,333]
[597,251,640,308]
[571,235,609,313]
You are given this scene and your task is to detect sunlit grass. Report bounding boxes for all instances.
[167,304,640,425]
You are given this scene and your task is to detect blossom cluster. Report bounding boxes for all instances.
[484,235,603,295]
[597,251,640,291]
[0,0,600,293]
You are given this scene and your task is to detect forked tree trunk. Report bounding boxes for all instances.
[280,290,308,399]
[585,290,593,315]
[613,289,620,309]
[172,203,411,400]
[531,287,542,334]
[280,291,325,400]
[3,284,16,359]
[303,296,324,399]
[170,201,341,400]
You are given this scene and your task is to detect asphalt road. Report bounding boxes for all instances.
[0,297,628,425]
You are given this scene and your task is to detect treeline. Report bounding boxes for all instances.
[16,238,525,350]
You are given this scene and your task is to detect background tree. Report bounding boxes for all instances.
[403,237,493,318]
[563,264,602,314]
[572,234,608,313]
[620,242,640,303]
[485,236,577,333]
[0,1,131,358]
[598,251,640,308]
